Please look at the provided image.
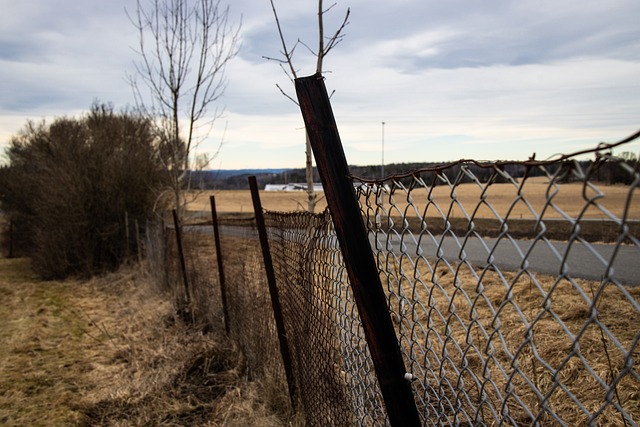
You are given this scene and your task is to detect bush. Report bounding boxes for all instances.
[0,103,168,279]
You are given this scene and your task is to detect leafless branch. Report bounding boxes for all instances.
[316,2,350,73]
[268,0,297,79]
[275,83,299,106]
[127,0,241,219]
[267,0,349,212]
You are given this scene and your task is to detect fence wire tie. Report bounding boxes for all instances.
[404,372,417,382]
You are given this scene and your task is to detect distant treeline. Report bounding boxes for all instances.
[186,158,638,190]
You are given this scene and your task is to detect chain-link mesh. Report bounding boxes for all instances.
[264,210,388,426]
[355,147,640,426]
[162,221,224,327]
[215,216,287,388]
[162,224,189,313]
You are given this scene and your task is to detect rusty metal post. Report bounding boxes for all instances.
[8,219,14,258]
[295,73,422,426]
[135,219,142,264]
[124,211,130,259]
[172,209,192,316]
[248,176,297,409]
[209,196,231,335]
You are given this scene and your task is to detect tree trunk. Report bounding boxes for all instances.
[305,132,317,212]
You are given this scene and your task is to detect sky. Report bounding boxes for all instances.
[1,0,639,169]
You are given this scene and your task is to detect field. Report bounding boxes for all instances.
[384,259,640,425]
[188,180,640,220]
[186,181,640,242]
[192,210,640,425]
[0,258,299,426]
[187,189,328,214]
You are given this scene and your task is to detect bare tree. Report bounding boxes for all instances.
[265,0,349,212]
[128,0,240,218]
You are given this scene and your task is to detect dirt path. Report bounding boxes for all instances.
[0,258,294,427]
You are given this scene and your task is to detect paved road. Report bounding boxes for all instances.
[373,233,640,286]
[192,224,640,286]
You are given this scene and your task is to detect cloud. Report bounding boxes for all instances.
[1,0,639,168]
[346,0,640,72]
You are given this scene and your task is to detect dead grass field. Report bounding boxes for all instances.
[188,180,639,220]
[384,260,640,425]
[390,179,640,220]
[187,189,328,214]
[185,182,640,242]
[0,258,299,427]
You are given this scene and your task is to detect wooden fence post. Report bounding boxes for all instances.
[209,196,231,335]
[295,73,422,426]
[248,176,297,409]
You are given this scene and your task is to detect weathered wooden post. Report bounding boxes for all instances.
[209,196,231,335]
[295,73,422,426]
[248,176,298,409]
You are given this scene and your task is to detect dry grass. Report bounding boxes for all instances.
[0,258,88,426]
[186,182,640,243]
[0,257,300,426]
[187,181,639,220]
[187,189,328,214]
[385,259,640,425]
[388,180,640,220]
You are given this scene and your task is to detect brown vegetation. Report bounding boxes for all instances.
[187,182,640,242]
[187,189,329,214]
[0,104,167,278]
[0,258,299,426]
[385,259,640,425]
[188,180,639,219]
[3,178,636,425]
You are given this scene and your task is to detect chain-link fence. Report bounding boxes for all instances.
[355,147,640,426]
[264,210,388,425]
[216,216,286,385]
[161,137,639,426]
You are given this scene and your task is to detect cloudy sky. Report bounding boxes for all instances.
[1,0,639,169]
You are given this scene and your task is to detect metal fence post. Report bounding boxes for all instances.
[248,176,298,409]
[172,209,192,319]
[209,196,231,335]
[8,219,14,258]
[124,211,130,259]
[295,73,422,426]
[135,219,142,264]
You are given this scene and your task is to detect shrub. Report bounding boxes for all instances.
[0,103,168,278]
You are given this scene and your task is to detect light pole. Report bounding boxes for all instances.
[378,121,386,226]
[381,121,385,179]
